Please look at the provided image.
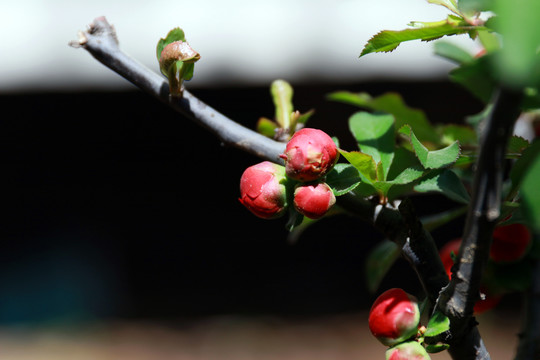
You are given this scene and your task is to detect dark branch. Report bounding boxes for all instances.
[437,88,524,359]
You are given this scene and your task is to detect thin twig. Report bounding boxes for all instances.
[69,16,286,163]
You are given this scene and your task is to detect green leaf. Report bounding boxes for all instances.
[271,79,294,130]
[256,117,278,138]
[507,135,530,156]
[360,16,481,57]
[449,54,497,103]
[365,240,401,294]
[458,0,494,12]
[348,112,395,180]
[156,27,186,61]
[434,41,474,65]
[414,169,470,204]
[493,0,540,88]
[519,144,540,232]
[400,125,461,169]
[325,164,362,196]
[509,139,540,201]
[327,91,439,145]
[424,311,451,353]
[439,124,477,146]
[339,150,377,183]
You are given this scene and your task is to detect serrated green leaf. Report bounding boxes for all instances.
[508,139,540,200]
[360,16,480,57]
[425,311,451,338]
[327,91,439,145]
[507,135,530,155]
[519,144,540,232]
[449,54,496,103]
[349,112,395,180]
[365,239,401,293]
[414,169,470,203]
[400,125,461,169]
[434,41,474,65]
[339,149,377,183]
[325,164,362,196]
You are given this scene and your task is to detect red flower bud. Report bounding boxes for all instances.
[439,238,502,314]
[490,223,531,263]
[280,128,338,182]
[386,341,431,360]
[368,288,420,347]
[293,182,336,219]
[239,161,288,219]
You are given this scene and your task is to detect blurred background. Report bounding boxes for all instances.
[0,0,521,359]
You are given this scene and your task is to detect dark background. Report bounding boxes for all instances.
[0,80,483,325]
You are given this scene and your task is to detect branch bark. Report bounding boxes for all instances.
[437,88,524,360]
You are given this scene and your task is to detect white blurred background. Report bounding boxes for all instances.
[0,0,481,92]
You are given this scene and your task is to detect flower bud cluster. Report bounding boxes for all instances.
[239,128,339,220]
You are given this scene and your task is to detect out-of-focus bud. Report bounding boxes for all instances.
[239,161,288,219]
[386,341,431,360]
[368,288,420,347]
[280,128,338,182]
[293,182,336,219]
[490,223,532,263]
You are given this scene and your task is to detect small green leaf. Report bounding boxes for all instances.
[424,311,451,344]
[271,79,294,130]
[449,53,497,103]
[360,16,481,57]
[325,164,362,196]
[507,135,530,156]
[434,41,474,65]
[349,112,395,180]
[365,239,401,293]
[327,91,439,145]
[508,139,540,201]
[256,117,278,138]
[400,125,461,169]
[339,149,377,183]
[414,169,470,204]
[458,0,494,12]
[520,147,540,232]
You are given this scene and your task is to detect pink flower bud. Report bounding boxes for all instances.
[293,182,336,219]
[280,128,338,182]
[386,341,431,360]
[369,288,420,347]
[239,161,288,219]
